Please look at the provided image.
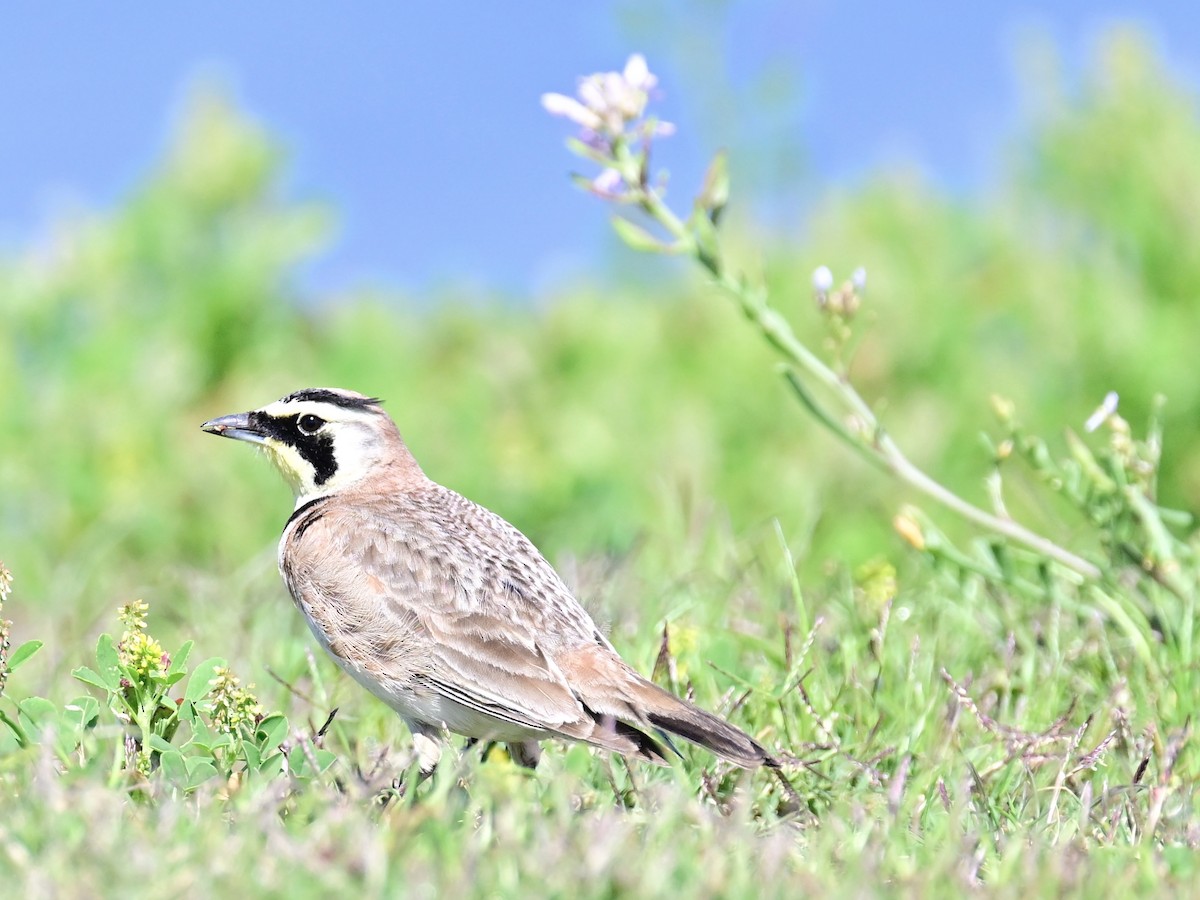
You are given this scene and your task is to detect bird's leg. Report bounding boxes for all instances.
[410,724,444,775]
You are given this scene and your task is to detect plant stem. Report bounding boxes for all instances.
[637,186,1102,581]
[600,138,1102,580]
[0,708,29,747]
[747,271,1100,579]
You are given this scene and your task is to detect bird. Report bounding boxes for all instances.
[202,387,778,772]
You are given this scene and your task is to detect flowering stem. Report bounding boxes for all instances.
[612,139,691,242]
[666,205,1101,580]
[545,56,1100,581]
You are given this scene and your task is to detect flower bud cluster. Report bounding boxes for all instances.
[208,666,264,735]
[812,265,867,319]
[543,54,675,200]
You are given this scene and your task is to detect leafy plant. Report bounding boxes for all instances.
[0,562,47,746]
[2,587,310,797]
[541,51,1200,869]
[543,53,1200,673]
[70,600,316,792]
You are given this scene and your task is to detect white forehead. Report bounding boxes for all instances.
[260,397,380,423]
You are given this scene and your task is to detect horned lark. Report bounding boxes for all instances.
[202,388,777,771]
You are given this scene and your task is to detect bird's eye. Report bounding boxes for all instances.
[297,414,326,435]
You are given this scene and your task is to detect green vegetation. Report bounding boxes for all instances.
[2,28,1198,897]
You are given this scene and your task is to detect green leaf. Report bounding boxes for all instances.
[147,734,176,754]
[17,696,58,722]
[185,657,227,704]
[96,633,120,672]
[287,744,315,777]
[256,714,288,749]
[189,723,233,755]
[167,640,193,679]
[159,748,188,783]
[258,751,284,774]
[290,746,337,777]
[63,696,100,730]
[17,697,59,735]
[696,150,730,222]
[7,640,43,671]
[95,633,122,690]
[313,749,336,773]
[565,137,615,168]
[0,709,29,746]
[242,743,261,771]
[185,758,218,790]
[611,216,670,254]
[570,172,597,193]
[72,666,112,692]
[189,717,214,744]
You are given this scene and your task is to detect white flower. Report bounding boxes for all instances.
[1084,391,1120,432]
[541,92,603,131]
[812,265,834,294]
[591,168,625,197]
[623,54,655,92]
[851,267,867,292]
[543,54,667,141]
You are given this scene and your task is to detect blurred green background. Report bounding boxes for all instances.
[2,27,1199,694]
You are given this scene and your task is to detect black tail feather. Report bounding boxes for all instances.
[586,705,673,764]
[646,707,771,768]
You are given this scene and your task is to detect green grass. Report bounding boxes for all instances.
[3,529,1196,897]
[2,26,1200,897]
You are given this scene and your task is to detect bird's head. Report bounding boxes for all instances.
[202,388,420,502]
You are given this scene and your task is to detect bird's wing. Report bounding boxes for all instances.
[290,496,605,739]
[413,600,590,733]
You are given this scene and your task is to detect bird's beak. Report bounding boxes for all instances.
[201,411,268,445]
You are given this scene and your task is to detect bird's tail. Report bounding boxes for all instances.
[560,644,776,769]
[633,677,775,769]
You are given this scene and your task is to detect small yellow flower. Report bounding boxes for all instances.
[893,511,925,550]
[116,600,168,683]
[119,630,168,682]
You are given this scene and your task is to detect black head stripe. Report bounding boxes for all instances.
[279,389,383,410]
[251,411,339,486]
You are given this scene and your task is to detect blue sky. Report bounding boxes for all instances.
[1,3,1195,298]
